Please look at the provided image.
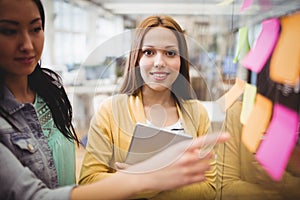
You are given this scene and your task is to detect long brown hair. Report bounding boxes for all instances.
[119,15,193,103]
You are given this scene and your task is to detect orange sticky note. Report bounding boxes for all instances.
[242,94,272,153]
[270,12,300,85]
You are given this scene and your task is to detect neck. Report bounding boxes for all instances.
[141,86,175,108]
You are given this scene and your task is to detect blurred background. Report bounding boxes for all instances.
[41,0,300,136]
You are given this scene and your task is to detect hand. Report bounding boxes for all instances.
[122,132,230,191]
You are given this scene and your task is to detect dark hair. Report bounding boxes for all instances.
[119,16,194,104]
[34,0,45,29]
[30,0,79,144]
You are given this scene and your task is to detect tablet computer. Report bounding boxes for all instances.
[125,122,193,165]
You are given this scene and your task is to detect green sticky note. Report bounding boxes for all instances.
[233,27,250,63]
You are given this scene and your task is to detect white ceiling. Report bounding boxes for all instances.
[71,0,300,27]
[73,0,300,17]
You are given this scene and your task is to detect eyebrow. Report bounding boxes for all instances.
[0,18,42,25]
[0,19,18,25]
[142,45,178,48]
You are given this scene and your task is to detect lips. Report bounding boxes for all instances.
[15,56,35,64]
[150,71,170,80]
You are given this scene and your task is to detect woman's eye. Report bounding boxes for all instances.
[167,50,177,56]
[33,26,43,33]
[0,28,17,35]
[143,49,153,56]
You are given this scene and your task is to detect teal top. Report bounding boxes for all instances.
[34,95,76,186]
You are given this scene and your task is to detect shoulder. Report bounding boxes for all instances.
[95,94,129,111]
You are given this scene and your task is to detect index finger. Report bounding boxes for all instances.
[186,132,230,157]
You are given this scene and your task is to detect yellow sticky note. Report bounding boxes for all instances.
[217,78,245,112]
[240,83,257,124]
[242,94,272,153]
[217,0,235,6]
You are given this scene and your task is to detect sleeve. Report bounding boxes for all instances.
[78,98,160,199]
[0,143,73,200]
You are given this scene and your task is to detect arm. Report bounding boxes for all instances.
[1,133,230,200]
[78,98,160,199]
[0,143,73,200]
[73,132,230,200]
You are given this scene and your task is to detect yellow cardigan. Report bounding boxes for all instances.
[217,101,300,200]
[79,93,216,200]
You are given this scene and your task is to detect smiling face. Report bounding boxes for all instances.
[0,0,44,80]
[139,27,180,92]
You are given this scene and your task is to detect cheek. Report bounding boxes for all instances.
[139,65,151,79]
[168,57,181,72]
[36,36,44,57]
[0,40,13,66]
[139,56,152,68]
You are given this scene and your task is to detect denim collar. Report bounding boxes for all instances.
[0,86,26,115]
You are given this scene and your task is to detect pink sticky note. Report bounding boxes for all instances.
[258,0,271,11]
[255,104,299,181]
[240,0,253,12]
[241,18,280,73]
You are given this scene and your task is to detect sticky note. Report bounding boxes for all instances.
[240,0,253,12]
[255,104,299,181]
[216,78,245,112]
[217,0,235,6]
[233,27,250,63]
[241,18,280,73]
[240,83,257,124]
[270,12,300,85]
[242,94,272,153]
[258,0,271,11]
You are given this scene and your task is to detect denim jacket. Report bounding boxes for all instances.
[0,86,58,189]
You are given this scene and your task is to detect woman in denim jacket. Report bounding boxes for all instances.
[0,0,80,188]
[0,1,230,199]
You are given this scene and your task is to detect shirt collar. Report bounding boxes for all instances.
[0,86,25,115]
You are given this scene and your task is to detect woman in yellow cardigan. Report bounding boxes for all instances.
[217,101,300,200]
[79,15,217,200]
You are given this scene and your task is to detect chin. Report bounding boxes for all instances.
[149,84,171,92]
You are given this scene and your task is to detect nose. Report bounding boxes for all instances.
[154,52,166,68]
[19,32,34,52]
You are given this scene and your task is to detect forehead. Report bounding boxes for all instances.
[0,0,40,24]
[142,27,179,48]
